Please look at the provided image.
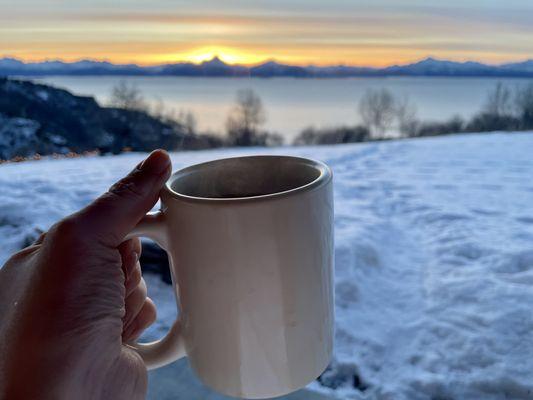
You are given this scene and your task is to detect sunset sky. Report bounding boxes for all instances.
[1,0,533,66]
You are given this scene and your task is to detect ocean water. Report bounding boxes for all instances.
[34,76,533,139]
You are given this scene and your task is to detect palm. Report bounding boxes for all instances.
[0,149,170,399]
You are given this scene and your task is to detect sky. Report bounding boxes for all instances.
[1,0,533,66]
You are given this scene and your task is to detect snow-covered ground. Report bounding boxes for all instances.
[1,132,533,399]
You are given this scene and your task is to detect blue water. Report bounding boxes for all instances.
[34,76,533,139]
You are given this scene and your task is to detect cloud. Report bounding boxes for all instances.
[2,2,533,66]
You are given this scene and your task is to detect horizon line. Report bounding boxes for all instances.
[2,54,532,69]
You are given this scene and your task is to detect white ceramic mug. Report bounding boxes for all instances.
[127,155,334,399]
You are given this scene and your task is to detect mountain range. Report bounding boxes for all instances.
[2,56,533,78]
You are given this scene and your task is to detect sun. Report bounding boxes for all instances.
[174,47,265,65]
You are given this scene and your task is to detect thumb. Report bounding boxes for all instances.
[78,149,172,247]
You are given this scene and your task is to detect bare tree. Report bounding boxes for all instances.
[150,97,166,120]
[149,99,197,134]
[176,109,198,135]
[358,89,396,138]
[395,96,418,137]
[484,82,513,117]
[109,81,147,111]
[515,83,533,129]
[226,89,266,146]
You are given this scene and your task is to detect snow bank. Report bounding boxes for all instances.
[1,132,533,399]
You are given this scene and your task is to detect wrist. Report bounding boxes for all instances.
[1,339,89,400]
[3,366,69,400]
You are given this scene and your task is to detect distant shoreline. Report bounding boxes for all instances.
[7,73,533,79]
[2,56,533,79]
[11,75,533,79]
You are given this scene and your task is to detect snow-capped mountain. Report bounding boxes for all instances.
[384,57,498,76]
[501,59,533,73]
[1,56,533,77]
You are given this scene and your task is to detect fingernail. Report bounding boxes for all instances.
[139,149,171,175]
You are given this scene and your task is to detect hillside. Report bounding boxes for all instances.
[1,132,532,399]
[0,78,219,159]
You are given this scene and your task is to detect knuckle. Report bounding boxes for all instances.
[133,237,142,255]
[4,245,40,265]
[34,231,47,244]
[50,216,82,240]
[109,173,146,199]
[128,266,142,288]
[138,277,148,297]
[128,276,147,303]
[142,302,157,326]
[128,279,148,305]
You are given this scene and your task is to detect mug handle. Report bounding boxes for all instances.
[124,210,186,370]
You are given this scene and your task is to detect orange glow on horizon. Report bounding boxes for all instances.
[156,47,268,66]
[2,3,533,69]
[3,46,525,68]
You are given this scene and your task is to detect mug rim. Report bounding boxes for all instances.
[163,155,332,204]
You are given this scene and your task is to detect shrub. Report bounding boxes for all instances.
[293,125,369,145]
[515,83,533,129]
[108,81,148,112]
[465,113,519,132]
[415,115,465,137]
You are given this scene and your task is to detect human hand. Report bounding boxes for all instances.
[0,150,172,400]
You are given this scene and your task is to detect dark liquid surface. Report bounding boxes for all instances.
[171,156,321,199]
[211,191,268,199]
